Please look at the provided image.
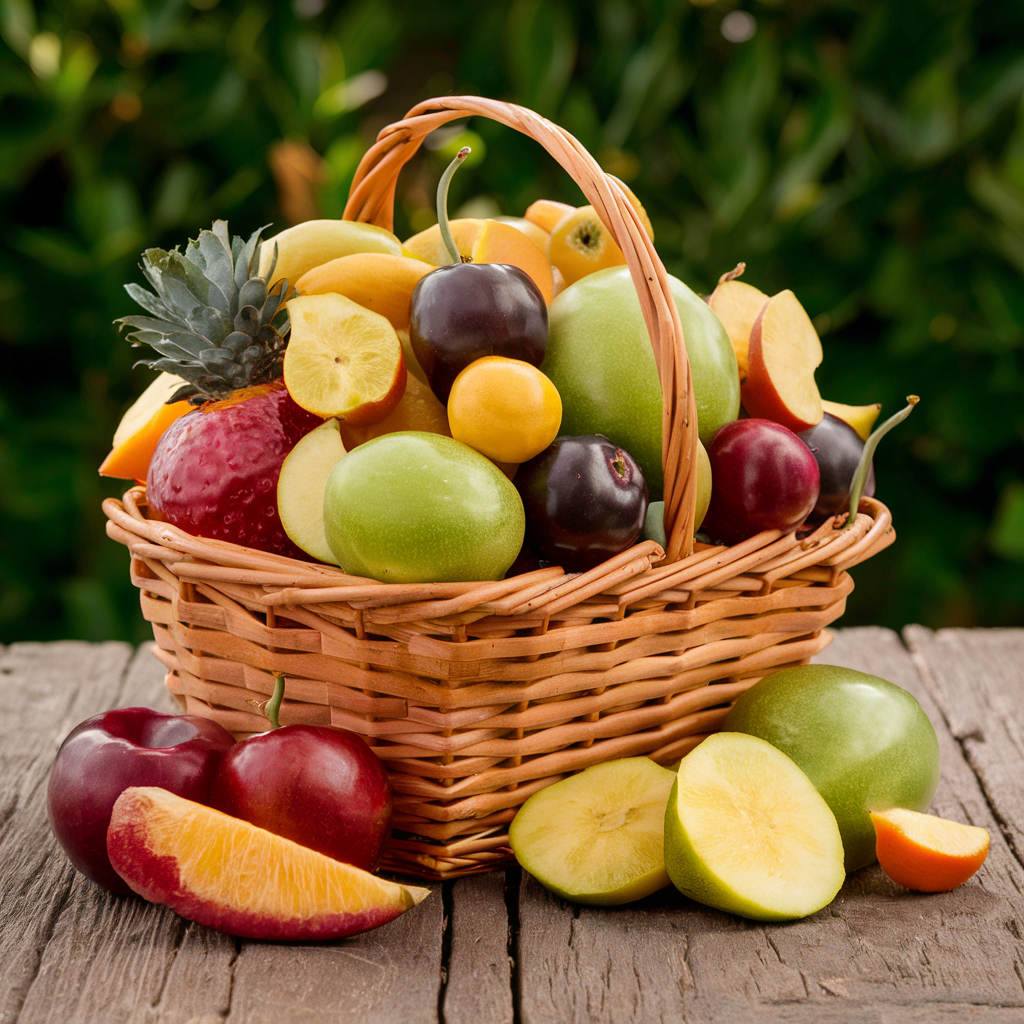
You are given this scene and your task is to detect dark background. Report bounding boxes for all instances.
[1,0,1022,643]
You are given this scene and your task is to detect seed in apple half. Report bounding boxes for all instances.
[107,787,429,941]
[277,418,346,564]
[509,757,676,905]
[285,293,407,425]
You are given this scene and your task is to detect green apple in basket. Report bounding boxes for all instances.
[542,267,741,499]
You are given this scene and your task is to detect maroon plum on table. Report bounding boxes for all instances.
[47,708,236,894]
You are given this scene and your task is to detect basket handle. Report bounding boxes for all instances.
[343,96,698,563]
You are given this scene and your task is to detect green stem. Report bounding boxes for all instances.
[265,673,285,729]
[437,146,471,265]
[841,395,920,529]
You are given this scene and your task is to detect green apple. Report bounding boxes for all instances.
[664,732,845,921]
[723,665,941,872]
[323,431,524,584]
[542,267,740,498]
[641,439,712,548]
[509,757,676,905]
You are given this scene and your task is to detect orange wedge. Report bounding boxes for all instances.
[284,293,406,425]
[871,808,990,892]
[99,372,192,481]
[107,787,430,941]
[295,253,432,331]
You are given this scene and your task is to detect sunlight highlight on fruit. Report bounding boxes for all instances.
[285,293,406,423]
[107,787,430,941]
[871,807,989,892]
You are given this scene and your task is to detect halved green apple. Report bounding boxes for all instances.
[277,418,346,564]
[664,732,845,921]
[508,757,676,905]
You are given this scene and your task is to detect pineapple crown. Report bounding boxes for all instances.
[116,221,289,405]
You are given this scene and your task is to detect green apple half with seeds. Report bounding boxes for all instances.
[509,758,676,905]
[664,732,845,921]
[277,418,346,564]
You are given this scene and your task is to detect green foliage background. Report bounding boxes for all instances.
[1,0,1022,642]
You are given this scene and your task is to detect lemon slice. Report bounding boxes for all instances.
[284,293,406,422]
[664,732,845,921]
[509,758,676,905]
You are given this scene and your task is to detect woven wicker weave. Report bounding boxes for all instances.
[103,97,895,880]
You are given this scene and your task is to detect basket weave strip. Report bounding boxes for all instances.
[104,96,898,879]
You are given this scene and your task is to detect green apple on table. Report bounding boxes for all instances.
[723,664,941,872]
[323,431,524,584]
[542,266,740,499]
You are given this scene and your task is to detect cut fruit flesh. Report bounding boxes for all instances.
[524,199,576,234]
[99,372,191,480]
[871,808,990,892]
[277,419,346,564]
[664,732,845,921]
[547,206,626,286]
[340,373,450,450]
[295,253,432,331]
[107,787,429,941]
[285,293,406,424]
[707,280,769,384]
[508,757,676,905]
[742,289,823,432]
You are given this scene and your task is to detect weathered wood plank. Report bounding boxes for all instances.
[514,627,1024,1023]
[3,643,446,1024]
[904,627,1024,867]
[0,641,136,1024]
[442,872,513,1024]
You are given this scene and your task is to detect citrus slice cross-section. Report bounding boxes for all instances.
[664,732,845,921]
[509,757,676,905]
[285,293,407,424]
[107,787,430,941]
[871,807,990,892]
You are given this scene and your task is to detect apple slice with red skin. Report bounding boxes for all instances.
[742,290,824,432]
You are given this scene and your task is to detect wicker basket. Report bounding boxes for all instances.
[103,97,895,881]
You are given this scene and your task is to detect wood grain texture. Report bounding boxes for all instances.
[513,627,1024,1023]
[442,872,513,1024]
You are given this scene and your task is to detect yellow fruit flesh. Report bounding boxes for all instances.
[707,280,769,383]
[509,758,675,904]
[285,294,404,419]
[666,733,844,920]
[874,807,989,857]
[130,787,428,919]
[547,206,627,286]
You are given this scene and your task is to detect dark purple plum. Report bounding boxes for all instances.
[798,413,876,521]
[702,419,820,545]
[409,262,548,403]
[47,708,236,893]
[515,434,648,572]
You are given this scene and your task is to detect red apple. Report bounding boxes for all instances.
[210,688,392,872]
[701,418,820,545]
[47,708,236,894]
[741,289,824,432]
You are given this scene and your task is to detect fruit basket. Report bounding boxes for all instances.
[103,96,895,881]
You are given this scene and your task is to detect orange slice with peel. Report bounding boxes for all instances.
[99,372,192,481]
[871,808,990,892]
[295,253,432,331]
[285,293,407,425]
[107,787,429,940]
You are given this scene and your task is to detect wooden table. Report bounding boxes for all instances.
[2,627,1022,1023]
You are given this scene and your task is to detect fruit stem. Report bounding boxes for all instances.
[265,674,285,730]
[841,395,919,529]
[437,147,471,265]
